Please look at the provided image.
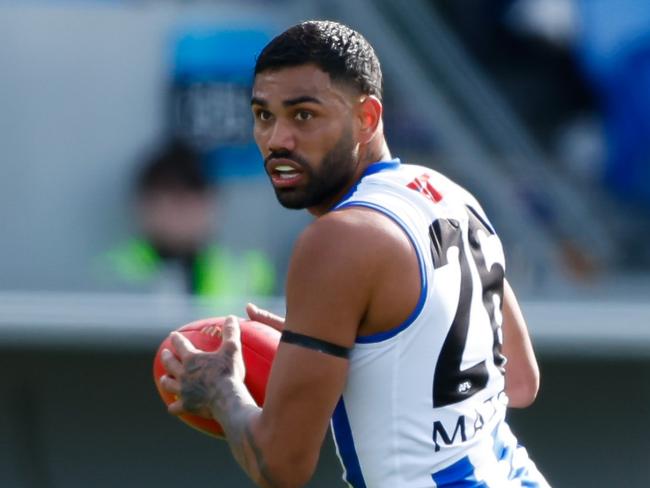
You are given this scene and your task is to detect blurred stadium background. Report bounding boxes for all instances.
[0,0,649,486]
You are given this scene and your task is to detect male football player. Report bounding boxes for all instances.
[161,20,550,488]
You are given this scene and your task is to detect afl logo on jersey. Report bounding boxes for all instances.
[457,381,472,394]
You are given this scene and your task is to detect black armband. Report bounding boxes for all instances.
[280,330,350,359]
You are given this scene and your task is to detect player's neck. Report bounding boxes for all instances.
[364,139,392,166]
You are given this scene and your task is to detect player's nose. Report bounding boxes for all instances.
[267,118,296,153]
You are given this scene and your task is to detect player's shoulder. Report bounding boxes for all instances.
[303,206,400,246]
[403,163,488,212]
[294,206,410,269]
[372,161,469,196]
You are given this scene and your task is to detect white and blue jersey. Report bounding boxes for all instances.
[330,160,550,488]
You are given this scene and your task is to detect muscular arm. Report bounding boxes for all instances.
[161,208,417,487]
[162,328,276,484]
[169,211,393,487]
[501,279,540,408]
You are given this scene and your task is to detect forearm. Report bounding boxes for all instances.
[166,319,320,487]
[502,280,540,408]
[209,380,280,487]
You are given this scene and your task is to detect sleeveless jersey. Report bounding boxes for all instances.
[330,160,550,488]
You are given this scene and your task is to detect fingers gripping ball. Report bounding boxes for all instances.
[153,317,281,438]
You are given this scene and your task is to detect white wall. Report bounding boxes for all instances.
[0,1,309,291]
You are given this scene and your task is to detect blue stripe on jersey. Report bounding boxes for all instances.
[522,479,542,488]
[431,456,489,487]
[492,423,512,465]
[332,159,401,210]
[335,201,428,344]
[331,397,367,488]
[491,423,542,487]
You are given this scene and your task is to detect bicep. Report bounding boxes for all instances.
[502,279,540,408]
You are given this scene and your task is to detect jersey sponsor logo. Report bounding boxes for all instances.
[432,391,506,452]
[433,415,467,453]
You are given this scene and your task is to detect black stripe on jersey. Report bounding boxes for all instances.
[280,330,350,359]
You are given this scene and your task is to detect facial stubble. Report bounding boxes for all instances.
[272,129,358,210]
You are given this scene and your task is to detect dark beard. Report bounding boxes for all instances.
[269,130,358,210]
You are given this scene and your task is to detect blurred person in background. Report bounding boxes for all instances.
[98,139,275,297]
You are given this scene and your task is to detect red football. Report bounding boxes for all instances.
[153,316,281,438]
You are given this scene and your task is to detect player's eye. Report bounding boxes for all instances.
[255,110,273,121]
[294,110,313,122]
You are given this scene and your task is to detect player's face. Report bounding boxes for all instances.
[252,64,361,212]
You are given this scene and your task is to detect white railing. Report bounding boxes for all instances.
[0,291,647,357]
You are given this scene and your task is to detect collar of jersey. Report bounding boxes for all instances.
[360,158,401,177]
[331,158,401,211]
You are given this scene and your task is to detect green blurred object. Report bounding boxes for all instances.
[101,239,276,297]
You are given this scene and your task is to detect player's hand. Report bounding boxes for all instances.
[246,302,285,332]
[159,315,246,418]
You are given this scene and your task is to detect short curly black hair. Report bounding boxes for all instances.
[254,20,383,101]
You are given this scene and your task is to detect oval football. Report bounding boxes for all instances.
[153,316,280,438]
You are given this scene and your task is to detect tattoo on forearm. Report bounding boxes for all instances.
[179,346,281,487]
[244,422,282,488]
[210,386,278,488]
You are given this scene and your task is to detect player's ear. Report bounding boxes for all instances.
[356,95,382,144]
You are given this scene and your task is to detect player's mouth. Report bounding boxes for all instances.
[267,159,305,188]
